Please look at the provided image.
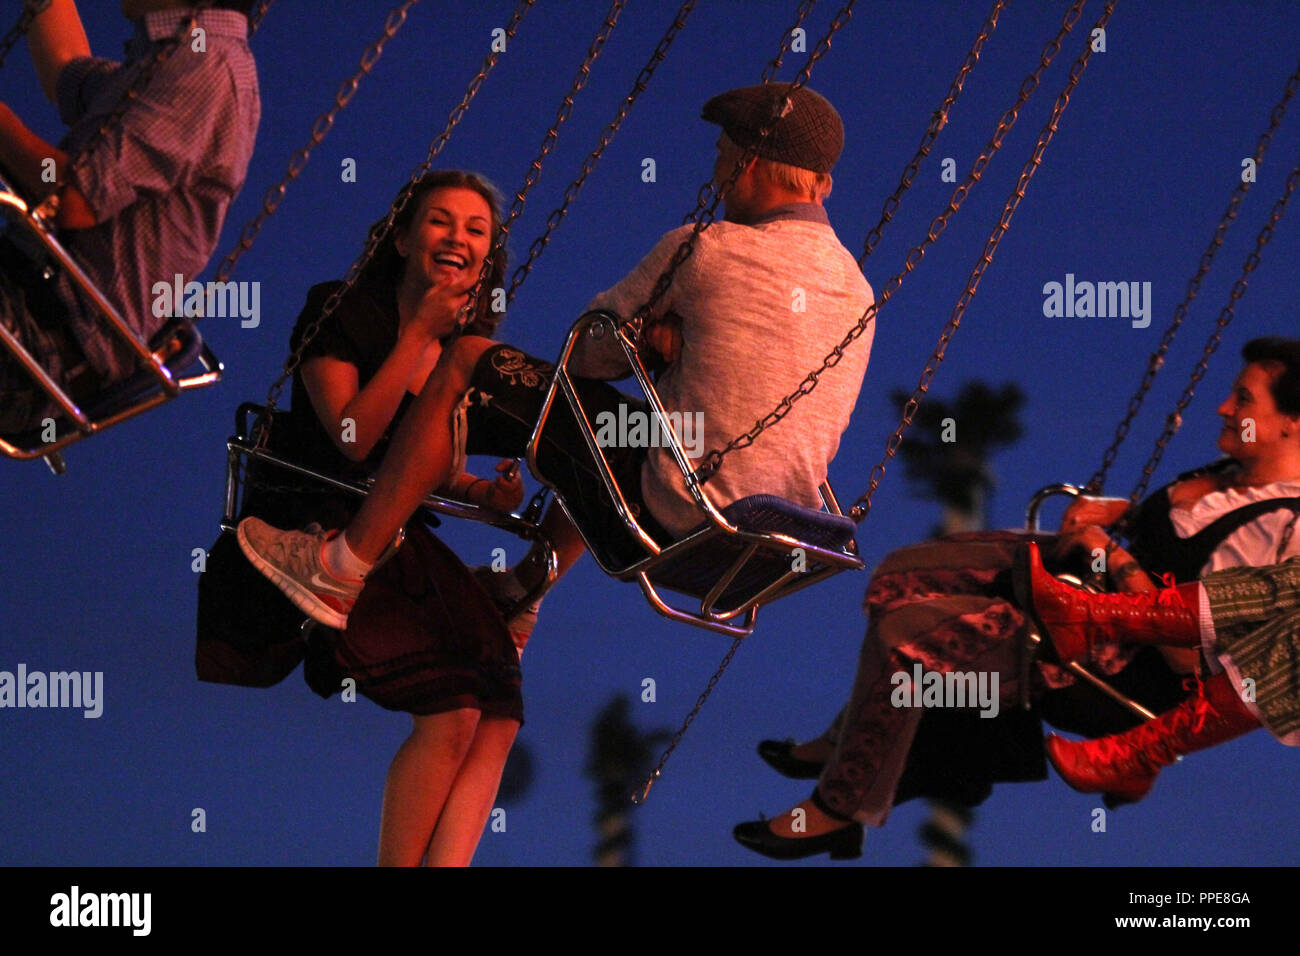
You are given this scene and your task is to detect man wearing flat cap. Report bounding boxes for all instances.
[569,82,874,539]
[237,83,875,645]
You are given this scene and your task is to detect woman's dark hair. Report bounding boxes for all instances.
[1242,337,1300,417]
[357,171,507,338]
[211,1,259,13]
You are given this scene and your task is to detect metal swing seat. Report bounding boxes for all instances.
[0,180,222,474]
[221,402,558,606]
[524,310,865,638]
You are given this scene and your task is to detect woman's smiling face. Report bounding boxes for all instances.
[394,186,494,295]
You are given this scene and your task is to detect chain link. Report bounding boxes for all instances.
[1084,58,1300,494]
[1117,155,1300,522]
[630,1,851,803]
[697,0,1088,486]
[632,636,744,806]
[858,0,1008,266]
[454,0,630,323]
[214,1,419,284]
[258,0,536,436]
[0,0,49,72]
[760,0,817,84]
[626,0,858,344]
[849,0,1117,523]
[502,0,699,304]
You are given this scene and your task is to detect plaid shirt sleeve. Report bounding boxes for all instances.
[58,53,235,224]
[55,56,121,126]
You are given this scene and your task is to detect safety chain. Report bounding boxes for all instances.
[630,0,856,804]
[258,0,536,438]
[214,1,419,284]
[760,0,817,84]
[631,636,744,806]
[851,0,1117,523]
[457,0,630,319]
[1084,57,1300,494]
[696,0,1087,486]
[625,0,858,342]
[857,0,1008,266]
[0,0,49,72]
[501,0,697,303]
[1119,155,1300,520]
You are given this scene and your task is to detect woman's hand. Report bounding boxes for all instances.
[465,460,525,513]
[409,277,473,343]
[1051,523,1113,564]
[1058,495,1131,533]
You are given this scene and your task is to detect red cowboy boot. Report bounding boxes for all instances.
[1014,541,1201,663]
[1045,671,1262,806]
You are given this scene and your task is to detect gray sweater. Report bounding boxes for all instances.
[572,205,873,537]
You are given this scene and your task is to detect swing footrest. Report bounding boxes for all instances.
[645,493,862,613]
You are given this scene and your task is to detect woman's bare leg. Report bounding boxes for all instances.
[347,336,498,563]
[378,708,481,867]
[423,716,520,866]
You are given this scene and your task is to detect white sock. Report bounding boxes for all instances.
[323,530,373,581]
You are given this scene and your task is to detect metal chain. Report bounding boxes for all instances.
[0,0,49,72]
[631,636,744,806]
[696,0,1087,485]
[258,0,536,434]
[760,0,817,84]
[456,0,630,320]
[629,0,853,803]
[858,0,1008,266]
[1118,155,1300,520]
[677,0,819,228]
[214,1,419,284]
[502,0,699,304]
[1084,57,1300,494]
[851,0,1118,523]
[626,0,858,341]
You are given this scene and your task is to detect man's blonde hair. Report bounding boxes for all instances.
[754,156,833,201]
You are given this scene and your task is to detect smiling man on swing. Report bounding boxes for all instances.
[239,83,875,646]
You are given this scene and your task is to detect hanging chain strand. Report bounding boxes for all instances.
[214,1,419,284]
[1117,155,1300,523]
[858,0,1008,266]
[631,636,744,806]
[629,1,854,802]
[1084,58,1300,494]
[695,0,1087,486]
[455,0,630,323]
[851,0,1118,523]
[627,0,858,342]
[503,0,699,304]
[0,0,50,72]
[258,0,536,433]
[760,0,817,84]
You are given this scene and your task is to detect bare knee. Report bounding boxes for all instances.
[410,708,481,760]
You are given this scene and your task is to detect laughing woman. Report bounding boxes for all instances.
[231,171,526,865]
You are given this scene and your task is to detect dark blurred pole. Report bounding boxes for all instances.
[893,381,1025,868]
[585,695,671,867]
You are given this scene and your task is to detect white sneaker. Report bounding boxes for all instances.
[237,518,363,630]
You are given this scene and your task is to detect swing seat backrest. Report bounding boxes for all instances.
[0,187,222,471]
[526,310,865,637]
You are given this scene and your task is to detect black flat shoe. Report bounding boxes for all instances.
[757,739,825,779]
[732,817,863,861]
